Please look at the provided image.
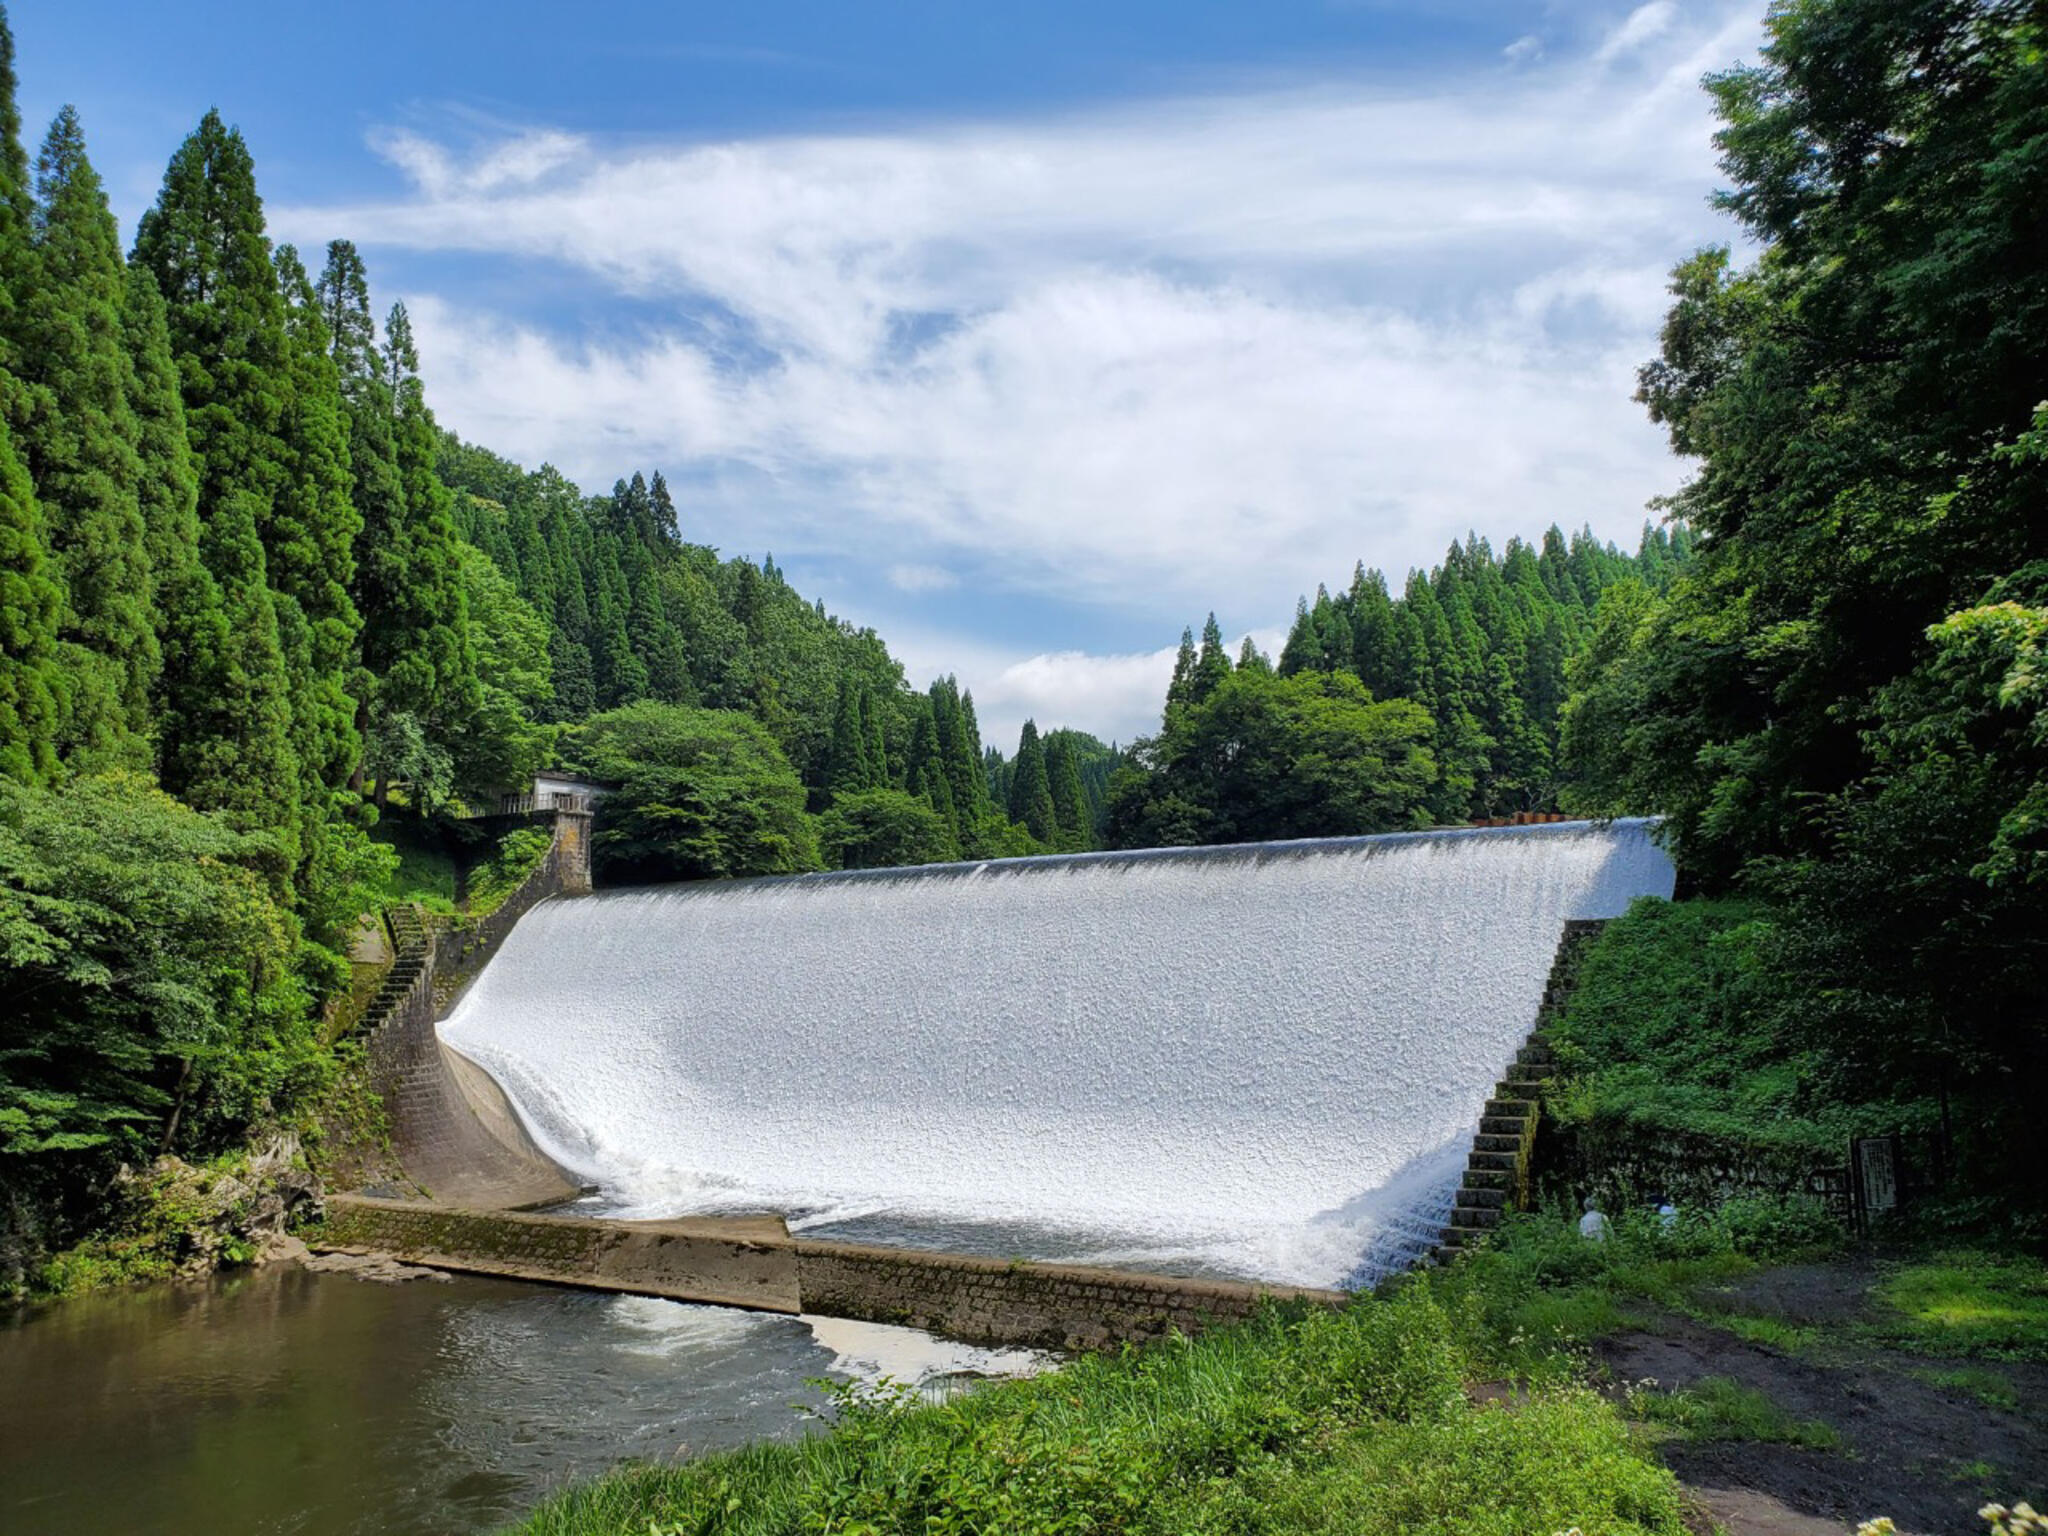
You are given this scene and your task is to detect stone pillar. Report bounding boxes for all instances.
[554,807,594,895]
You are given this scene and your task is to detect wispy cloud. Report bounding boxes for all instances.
[274,1,1762,744]
[1594,2,1680,67]
[887,563,959,593]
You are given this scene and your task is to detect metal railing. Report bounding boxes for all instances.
[496,791,594,816]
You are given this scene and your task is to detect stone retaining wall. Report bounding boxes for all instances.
[317,1194,1347,1351]
[361,811,590,1209]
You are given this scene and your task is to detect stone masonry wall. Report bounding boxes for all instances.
[362,813,587,1209]
[317,1195,1347,1351]
[792,1239,1341,1351]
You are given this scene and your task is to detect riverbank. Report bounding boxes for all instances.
[0,1259,1046,1536]
[505,1211,2045,1536]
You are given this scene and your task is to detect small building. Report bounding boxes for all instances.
[500,772,612,816]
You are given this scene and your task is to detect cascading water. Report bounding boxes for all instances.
[441,819,1674,1289]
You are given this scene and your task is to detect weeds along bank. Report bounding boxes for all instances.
[509,1202,2048,1536]
[513,1265,1686,1536]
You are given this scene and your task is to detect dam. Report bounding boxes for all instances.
[435,818,1675,1291]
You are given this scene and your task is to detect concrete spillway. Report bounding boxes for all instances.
[440,819,1673,1288]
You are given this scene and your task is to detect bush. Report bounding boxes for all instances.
[466,826,553,914]
[566,703,819,883]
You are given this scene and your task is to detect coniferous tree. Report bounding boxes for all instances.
[1277,599,1316,677]
[1165,627,1199,715]
[1192,613,1232,702]
[121,259,221,790]
[366,299,478,794]
[0,414,59,784]
[1236,635,1272,676]
[649,469,679,544]
[824,678,873,796]
[317,239,404,789]
[0,29,76,789]
[272,243,361,797]
[861,687,889,788]
[1044,729,1090,851]
[131,110,300,858]
[1008,719,1057,843]
[17,108,155,766]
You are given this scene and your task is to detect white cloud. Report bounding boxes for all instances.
[273,2,1763,716]
[1503,34,1544,64]
[887,563,959,593]
[1594,2,1680,67]
[884,627,1291,753]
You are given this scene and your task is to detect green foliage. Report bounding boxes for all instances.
[17,106,156,769]
[1868,1252,2048,1364]
[569,702,820,882]
[816,788,955,871]
[1547,897,1872,1157]
[1007,717,1057,842]
[1450,1203,1848,1372]
[464,825,553,916]
[366,819,459,913]
[0,410,59,786]
[1622,1376,1840,1449]
[1106,667,1434,847]
[450,542,554,802]
[131,109,304,866]
[510,1276,1686,1536]
[0,774,316,1247]
[1568,0,2048,879]
[30,1144,285,1296]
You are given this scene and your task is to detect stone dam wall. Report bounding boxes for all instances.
[361,808,592,1209]
[316,1194,1348,1352]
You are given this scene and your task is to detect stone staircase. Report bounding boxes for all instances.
[360,903,431,1035]
[1435,918,1606,1262]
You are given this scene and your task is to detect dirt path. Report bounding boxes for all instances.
[1591,1262,2046,1536]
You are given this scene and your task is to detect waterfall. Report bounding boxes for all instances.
[440,819,1673,1288]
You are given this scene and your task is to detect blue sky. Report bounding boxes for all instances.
[15,1,1763,749]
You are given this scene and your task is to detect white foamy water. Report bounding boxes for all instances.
[441,821,1673,1288]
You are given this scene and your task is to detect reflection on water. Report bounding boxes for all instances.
[0,1266,853,1536]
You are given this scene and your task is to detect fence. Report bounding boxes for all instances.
[496,791,593,816]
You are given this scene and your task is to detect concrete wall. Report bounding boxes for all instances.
[317,1194,1347,1351]
[362,811,591,1209]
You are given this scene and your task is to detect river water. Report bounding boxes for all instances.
[0,1265,1038,1536]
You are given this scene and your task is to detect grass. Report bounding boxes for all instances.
[509,1272,1689,1536]
[1866,1251,2048,1363]
[1623,1377,1841,1449]
[1912,1365,2022,1413]
[370,822,460,913]
[465,826,554,917]
[1547,898,1924,1171]
[1444,1198,1845,1367]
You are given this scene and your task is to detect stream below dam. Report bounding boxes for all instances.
[0,1263,1042,1536]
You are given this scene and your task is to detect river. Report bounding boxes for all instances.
[0,1264,1040,1536]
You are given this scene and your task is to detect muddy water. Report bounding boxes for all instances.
[0,1265,1019,1536]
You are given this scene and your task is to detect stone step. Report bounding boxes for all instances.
[1479,1115,1527,1137]
[1451,1205,1502,1230]
[1462,1166,1513,1190]
[1474,1132,1522,1154]
[1483,1098,1533,1119]
[1456,1185,1509,1210]
[1467,1149,1518,1173]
